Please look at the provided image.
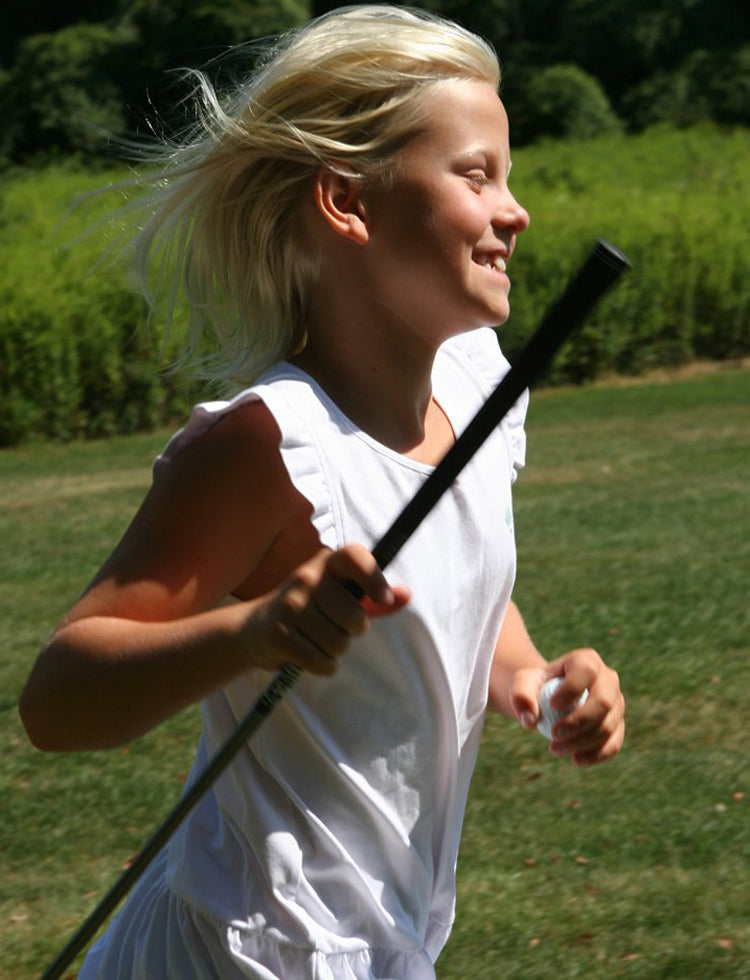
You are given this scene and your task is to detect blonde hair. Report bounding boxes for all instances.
[130,4,500,384]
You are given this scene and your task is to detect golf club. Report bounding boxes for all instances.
[38,237,631,980]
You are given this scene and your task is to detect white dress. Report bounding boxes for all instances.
[78,327,528,980]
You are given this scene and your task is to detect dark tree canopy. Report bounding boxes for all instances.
[1,0,749,165]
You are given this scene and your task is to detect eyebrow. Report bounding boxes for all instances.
[455,146,490,163]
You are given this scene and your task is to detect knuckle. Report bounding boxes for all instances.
[575,647,602,674]
[339,542,374,573]
[583,648,604,671]
[293,564,319,591]
[602,723,626,758]
[597,690,617,715]
[281,589,307,619]
[598,716,617,740]
[341,541,368,560]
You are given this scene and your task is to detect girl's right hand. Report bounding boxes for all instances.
[245,544,410,675]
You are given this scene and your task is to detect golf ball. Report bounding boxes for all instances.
[537,677,589,740]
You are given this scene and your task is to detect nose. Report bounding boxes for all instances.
[493,189,530,236]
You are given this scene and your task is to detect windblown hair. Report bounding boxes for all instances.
[130,4,500,383]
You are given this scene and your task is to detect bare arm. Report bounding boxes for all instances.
[19,402,408,751]
[487,600,547,717]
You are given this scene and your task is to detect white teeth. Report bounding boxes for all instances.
[477,255,507,272]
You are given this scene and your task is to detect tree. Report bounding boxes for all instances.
[561,0,750,114]
[0,23,133,161]
[624,46,750,130]
[509,64,622,144]
[0,0,309,163]
[0,0,121,66]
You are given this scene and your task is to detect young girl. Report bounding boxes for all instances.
[20,6,625,979]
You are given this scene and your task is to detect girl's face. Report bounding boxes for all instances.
[362,79,529,342]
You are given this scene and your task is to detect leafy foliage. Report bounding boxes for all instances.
[0,122,748,446]
[503,124,750,383]
[0,0,309,163]
[0,24,134,162]
[509,64,622,144]
[0,168,206,446]
[624,46,750,130]
[0,0,122,64]
[2,0,750,162]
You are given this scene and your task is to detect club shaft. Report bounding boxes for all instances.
[38,238,629,980]
[372,238,630,570]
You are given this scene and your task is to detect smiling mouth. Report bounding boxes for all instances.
[474,254,507,273]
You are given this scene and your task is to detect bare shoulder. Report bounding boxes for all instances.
[67,398,318,623]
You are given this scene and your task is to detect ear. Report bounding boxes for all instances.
[312,167,370,245]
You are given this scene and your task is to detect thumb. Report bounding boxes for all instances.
[360,584,411,618]
[510,667,547,730]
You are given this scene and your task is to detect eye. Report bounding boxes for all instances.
[466,171,489,189]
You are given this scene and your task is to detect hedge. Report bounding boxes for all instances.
[503,123,750,381]
[1,123,748,445]
[0,166,203,446]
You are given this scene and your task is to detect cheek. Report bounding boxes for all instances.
[435,197,488,244]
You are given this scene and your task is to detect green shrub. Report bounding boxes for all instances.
[0,124,749,445]
[0,24,134,162]
[509,64,623,145]
[501,123,750,383]
[0,1,311,166]
[623,47,750,131]
[0,166,202,446]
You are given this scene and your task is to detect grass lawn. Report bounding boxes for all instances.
[1,366,749,979]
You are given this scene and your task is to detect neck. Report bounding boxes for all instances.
[293,293,453,461]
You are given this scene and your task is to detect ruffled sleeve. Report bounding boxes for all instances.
[442,327,529,483]
[153,389,260,478]
[152,376,338,549]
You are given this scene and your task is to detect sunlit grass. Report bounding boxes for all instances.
[441,365,750,979]
[1,367,748,979]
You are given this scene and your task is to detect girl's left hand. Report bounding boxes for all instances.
[512,648,625,766]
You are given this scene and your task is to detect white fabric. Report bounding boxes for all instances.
[79,327,527,980]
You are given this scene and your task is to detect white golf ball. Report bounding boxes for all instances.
[537,677,589,740]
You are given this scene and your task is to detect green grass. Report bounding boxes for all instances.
[1,368,749,979]
[0,431,202,978]
[442,365,750,979]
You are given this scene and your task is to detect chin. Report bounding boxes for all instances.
[479,305,510,329]
[439,298,510,338]
[473,291,510,328]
